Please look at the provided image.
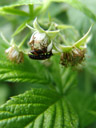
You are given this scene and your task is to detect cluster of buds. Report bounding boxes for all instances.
[0,18,92,67]
[5,45,24,63]
[0,33,24,64]
[57,26,92,67]
[60,47,86,67]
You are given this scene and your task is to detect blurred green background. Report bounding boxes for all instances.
[0,0,96,128]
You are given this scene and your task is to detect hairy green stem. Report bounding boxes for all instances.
[29,5,34,16]
[0,33,10,45]
[58,33,68,45]
[18,33,30,49]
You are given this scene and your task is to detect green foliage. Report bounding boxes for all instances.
[0,0,42,7]
[0,39,48,83]
[0,0,96,128]
[68,89,96,128]
[0,83,10,105]
[0,88,78,128]
[0,7,29,16]
[49,0,96,22]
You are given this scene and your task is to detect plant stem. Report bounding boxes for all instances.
[59,33,68,45]
[26,24,35,31]
[48,22,54,31]
[0,33,10,45]
[29,5,34,16]
[18,33,30,49]
[41,0,51,14]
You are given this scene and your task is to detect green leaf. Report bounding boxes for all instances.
[86,54,96,76]
[89,111,96,117]
[0,39,47,83]
[0,83,9,105]
[0,0,43,8]
[43,3,68,18]
[48,56,77,94]
[0,57,47,83]
[68,89,96,128]
[50,0,96,22]
[0,88,79,128]
[0,7,29,16]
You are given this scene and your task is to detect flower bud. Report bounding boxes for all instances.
[28,31,49,50]
[5,45,24,63]
[60,47,86,67]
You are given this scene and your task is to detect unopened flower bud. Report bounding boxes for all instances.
[28,31,49,50]
[60,47,86,67]
[5,45,24,63]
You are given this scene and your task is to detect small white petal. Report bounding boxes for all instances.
[12,50,19,58]
[43,38,48,44]
[47,41,53,52]
[29,31,37,42]
[73,49,79,54]
[34,32,46,41]
[5,47,11,53]
[29,35,34,42]
[86,35,92,43]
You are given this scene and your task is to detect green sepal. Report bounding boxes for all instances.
[33,17,45,33]
[46,30,60,39]
[74,25,92,48]
[57,24,73,30]
[59,45,73,52]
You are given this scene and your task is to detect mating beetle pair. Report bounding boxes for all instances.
[28,48,53,60]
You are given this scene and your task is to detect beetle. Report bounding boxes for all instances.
[28,39,53,60]
[30,48,47,55]
[28,49,53,60]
